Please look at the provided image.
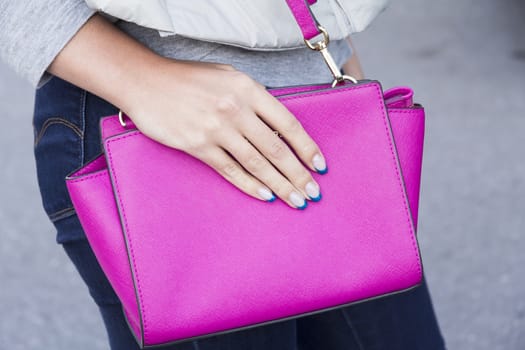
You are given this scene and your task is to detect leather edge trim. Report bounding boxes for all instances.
[104,131,147,347]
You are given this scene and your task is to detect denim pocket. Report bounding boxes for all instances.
[33,77,86,226]
[33,76,118,243]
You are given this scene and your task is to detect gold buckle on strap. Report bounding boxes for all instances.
[304,25,357,87]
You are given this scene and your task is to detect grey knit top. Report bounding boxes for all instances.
[0,1,353,88]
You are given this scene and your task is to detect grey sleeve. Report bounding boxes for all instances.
[0,1,96,88]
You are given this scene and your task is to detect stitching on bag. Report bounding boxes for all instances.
[67,171,107,183]
[67,154,107,178]
[277,83,375,102]
[74,161,103,176]
[280,83,422,276]
[106,132,148,343]
[386,108,424,115]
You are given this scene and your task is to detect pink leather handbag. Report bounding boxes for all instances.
[66,0,425,348]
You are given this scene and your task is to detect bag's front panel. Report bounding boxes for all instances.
[102,81,422,346]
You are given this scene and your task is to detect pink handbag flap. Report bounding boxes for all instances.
[83,81,422,346]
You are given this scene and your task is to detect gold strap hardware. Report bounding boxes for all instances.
[304,26,357,87]
[118,110,127,128]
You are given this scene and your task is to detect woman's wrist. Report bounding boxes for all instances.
[342,36,364,80]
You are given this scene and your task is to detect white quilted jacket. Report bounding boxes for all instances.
[85,0,389,50]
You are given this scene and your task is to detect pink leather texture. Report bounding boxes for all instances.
[66,81,425,348]
[285,0,322,40]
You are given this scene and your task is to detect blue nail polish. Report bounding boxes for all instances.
[315,166,328,175]
[309,192,322,202]
[296,200,308,210]
[266,194,277,202]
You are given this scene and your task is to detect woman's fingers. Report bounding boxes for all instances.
[218,131,310,209]
[197,146,277,203]
[251,86,328,174]
[238,113,322,203]
[200,78,323,209]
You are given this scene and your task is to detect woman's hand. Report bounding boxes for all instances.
[123,59,326,208]
[49,15,326,209]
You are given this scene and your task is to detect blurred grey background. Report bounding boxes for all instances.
[1,0,524,349]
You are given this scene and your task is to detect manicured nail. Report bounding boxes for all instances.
[258,187,276,202]
[312,154,328,174]
[289,191,307,210]
[305,181,322,202]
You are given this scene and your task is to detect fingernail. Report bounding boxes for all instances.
[258,187,276,202]
[289,191,307,210]
[312,154,328,174]
[305,181,322,202]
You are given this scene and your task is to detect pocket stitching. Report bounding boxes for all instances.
[34,117,84,147]
[79,89,87,164]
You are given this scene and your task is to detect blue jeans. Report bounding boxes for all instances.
[33,76,446,350]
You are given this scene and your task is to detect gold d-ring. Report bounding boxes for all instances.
[304,26,330,51]
[331,75,358,88]
[118,110,127,127]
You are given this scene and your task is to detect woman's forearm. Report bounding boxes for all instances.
[47,14,170,113]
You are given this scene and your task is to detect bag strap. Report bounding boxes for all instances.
[284,0,357,86]
[284,0,322,41]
